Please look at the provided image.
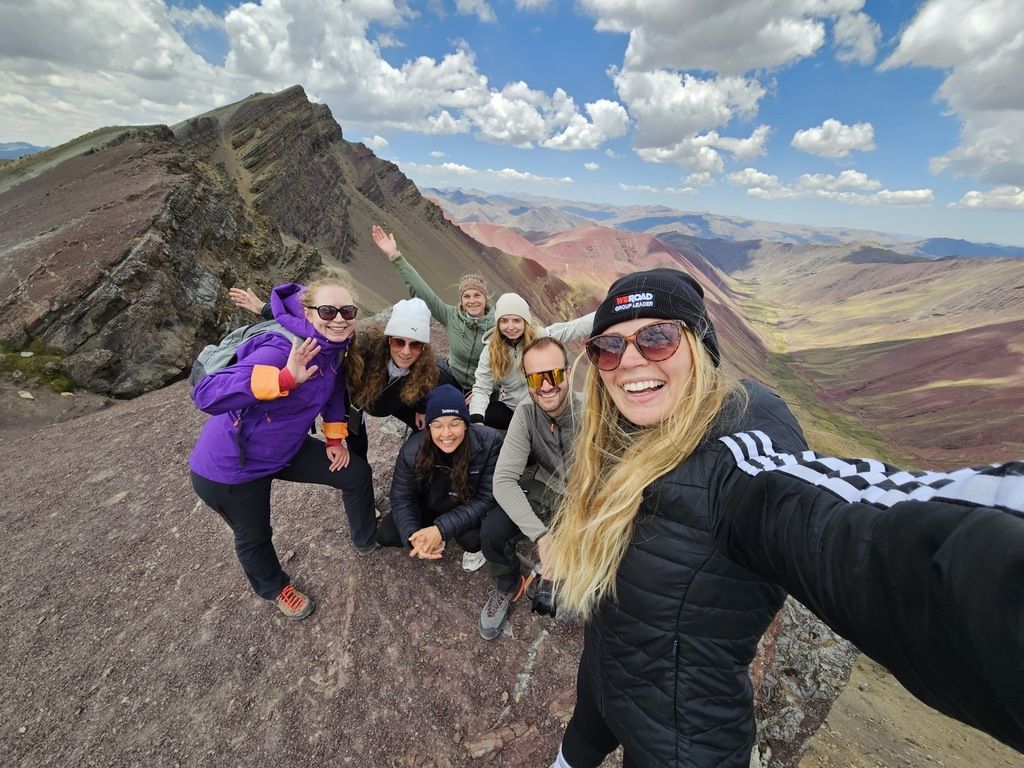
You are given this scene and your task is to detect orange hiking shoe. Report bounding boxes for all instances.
[274,584,314,620]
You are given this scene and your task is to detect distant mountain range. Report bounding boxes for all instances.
[2,87,1021,467]
[0,141,48,160]
[424,187,1024,260]
[444,200,1024,467]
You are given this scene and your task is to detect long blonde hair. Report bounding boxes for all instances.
[548,329,743,620]
[489,323,538,380]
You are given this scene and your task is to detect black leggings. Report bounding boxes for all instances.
[482,399,514,431]
[560,657,640,767]
[191,437,376,600]
[346,406,420,459]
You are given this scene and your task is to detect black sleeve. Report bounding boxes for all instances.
[717,459,1024,753]
[260,303,273,321]
[388,443,423,546]
[434,431,502,540]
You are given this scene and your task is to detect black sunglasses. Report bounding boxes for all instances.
[585,320,684,371]
[313,304,358,321]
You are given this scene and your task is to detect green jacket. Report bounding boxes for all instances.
[390,253,495,390]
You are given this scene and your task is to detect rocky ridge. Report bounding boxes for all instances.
[0,86,581,397]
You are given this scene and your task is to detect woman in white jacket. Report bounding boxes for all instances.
[469,293,594,429]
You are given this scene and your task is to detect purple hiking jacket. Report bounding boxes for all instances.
[188,283,352,484]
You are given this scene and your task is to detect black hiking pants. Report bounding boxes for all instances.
[481,478,559,593]
[191,437,376,600]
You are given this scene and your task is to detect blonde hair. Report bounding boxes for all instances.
[300,268,360,376]
[548,329,744,620]
[300,268,357,308]
[489,322,538,380]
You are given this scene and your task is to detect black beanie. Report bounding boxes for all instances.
[425,384,470,425]
[591,268,721,367]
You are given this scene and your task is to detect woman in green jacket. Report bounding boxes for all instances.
[372,224,495,393]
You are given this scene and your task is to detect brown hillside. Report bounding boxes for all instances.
[455,220,771,379]
[1,376,859,768]
[0,86,582,398]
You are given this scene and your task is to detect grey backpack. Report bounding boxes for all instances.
[188,320,297,387]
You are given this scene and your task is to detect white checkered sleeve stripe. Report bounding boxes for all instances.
[720,430,1024,514]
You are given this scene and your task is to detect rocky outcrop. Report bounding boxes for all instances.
[0,124,307,396]
[0,86,583,397]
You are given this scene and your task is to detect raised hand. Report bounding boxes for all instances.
[371,224,399,260]
[286,336,321,385]
[229,287,265,316]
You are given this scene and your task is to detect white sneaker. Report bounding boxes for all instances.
[462,550,486,571]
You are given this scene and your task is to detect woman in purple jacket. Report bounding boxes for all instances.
[189,275,377,620]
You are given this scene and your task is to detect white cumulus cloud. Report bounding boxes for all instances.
[584,161,600,171]
[881,0,1024,185]
[729,167,932,206]
[685,172,714,186]
[791,119,875,158]
[402,160,572,185]
[950,186,1024,210]
[363,135,389,151]
[455,0,497,23]
[833,12,880,64]
[581,0,874,75]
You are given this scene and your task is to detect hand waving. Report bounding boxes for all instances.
[286,337,321,385]
[229,287,265,316]
[371,224,399,261]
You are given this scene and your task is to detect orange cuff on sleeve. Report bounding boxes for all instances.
[323,421,349,441]
[251,365,287,400]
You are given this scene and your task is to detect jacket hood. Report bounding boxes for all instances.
[270,282,352,354]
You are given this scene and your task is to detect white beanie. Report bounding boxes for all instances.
[494,293,532,324]
[385,298,431,343]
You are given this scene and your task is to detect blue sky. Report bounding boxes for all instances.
[2,0,1023,244]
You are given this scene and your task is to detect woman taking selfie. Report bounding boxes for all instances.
[547,268,1024,767]
[375,385,503,569]
[190,275,377,621]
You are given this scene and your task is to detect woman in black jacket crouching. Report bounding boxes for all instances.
[376,385,502,566]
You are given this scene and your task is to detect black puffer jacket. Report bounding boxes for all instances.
[582,380,1024,765]
[580,381,806,767]
[388,425,503,544]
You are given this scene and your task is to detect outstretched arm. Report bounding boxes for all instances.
[714,433,1024,753]
[371,224,456,326]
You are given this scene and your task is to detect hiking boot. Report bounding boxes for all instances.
[478,575,527,640]
[462,550,486,572]
[356,540,380,555]
[274,584,314,620]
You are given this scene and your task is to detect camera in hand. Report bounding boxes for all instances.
[528,577,557,618]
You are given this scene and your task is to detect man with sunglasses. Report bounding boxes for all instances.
[478,336,580,640]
